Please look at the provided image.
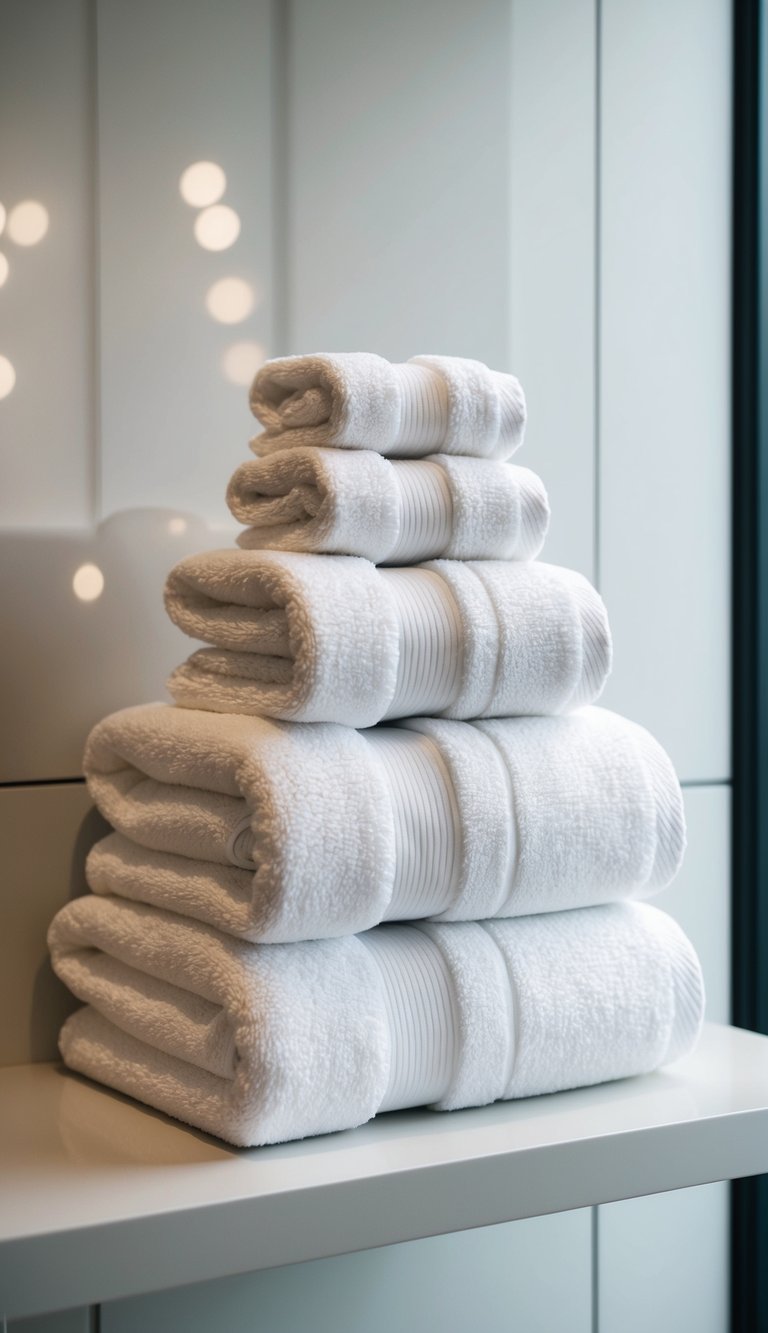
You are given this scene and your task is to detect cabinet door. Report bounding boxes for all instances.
[102,1212,593,1333]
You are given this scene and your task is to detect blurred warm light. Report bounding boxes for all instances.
[206,277,254,324]
[168,517,188,535]
[0,355,16,399]
[0,203,5,237]
[179,161,226,208]
[0,254,8,288]
[7,200,49,246]
[194,204,240,251]
[222,340,266,387]
[73,563,104,602]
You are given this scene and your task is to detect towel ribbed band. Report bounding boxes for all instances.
[366,729,462,919]
[361,922,516,1113]
[380,568,464,718]
[392,365,451,451]
[360,926,459,1112]
[388,461,454,563]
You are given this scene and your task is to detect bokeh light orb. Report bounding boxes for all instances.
[7,201,49,246]
[179,161,226,208]
[222,341,266,387]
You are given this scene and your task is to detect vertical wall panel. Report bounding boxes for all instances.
[599,1184,729,1333]
[509,0,597,575]
[287,0,597,574]
[102,1210,593,1333]
[96,0,273,523]
[0,0,94,526]
[596,783,731,1325]
[597,3,731,1322]
[599,0,731,782]
[287,0,512,364]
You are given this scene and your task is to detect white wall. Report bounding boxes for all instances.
[1,1,731,1330]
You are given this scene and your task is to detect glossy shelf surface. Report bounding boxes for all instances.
[2,1022,767,1318]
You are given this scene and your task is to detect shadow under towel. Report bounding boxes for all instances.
[164,550,611,726]
[83,704,685,944]
[49,896,704,1148]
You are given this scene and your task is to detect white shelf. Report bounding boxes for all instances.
[2,1022,768,1319]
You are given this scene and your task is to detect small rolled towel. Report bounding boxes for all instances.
[83,704,685,943]
[49,895,704,1147]
[227,449,549,564]
[249,353,526,460]
[164,550,611,726]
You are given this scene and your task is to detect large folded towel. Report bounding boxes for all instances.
[249,353,526,460]
[228,450,550,564]
[49,895,704,1147]
[83,704,685,943]
[164,550,611,726]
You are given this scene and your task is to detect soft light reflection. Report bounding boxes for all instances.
[7,200,49,246]
[0,355,16,399]
[73,563,104,602]
[206,277,254,324]
[0,254,8,288]
[168,517,188,535]
[222,341,266,387]
[0,203,5,237]
[179,161,226,208]
[194,204,240,252]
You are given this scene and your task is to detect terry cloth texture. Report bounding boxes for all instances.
[164,550,611,726]
[228,450,549,564]
[248,353,526,461]
[83,704,685,944]
[50,896,704,1147]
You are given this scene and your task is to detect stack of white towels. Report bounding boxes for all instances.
[48,352,704,1148]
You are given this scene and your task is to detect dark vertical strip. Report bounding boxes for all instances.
[593,0,602,592]
[270,0,291,356]
[731,1,768,1329]
[591,1204,600,1333]
[592,8,602,1328]
[87,0,102,521]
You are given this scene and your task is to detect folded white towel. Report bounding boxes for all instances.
[249,353,526,460]
[49,895,704,1147]
[164,550,611,726]
[83,704,685,943]
[228,450,549,564]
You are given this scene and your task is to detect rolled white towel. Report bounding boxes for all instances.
[164,550,611,726]
[249,352,526,460]
[49,895,704,1147]
[228,450,549,564]
[83,704,685,944]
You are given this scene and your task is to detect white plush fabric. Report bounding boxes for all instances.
[249,353,526,461]
[83,704,685,944]
[50,896,704,1147]
[228,449,549,564]
[164,550,611,726]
